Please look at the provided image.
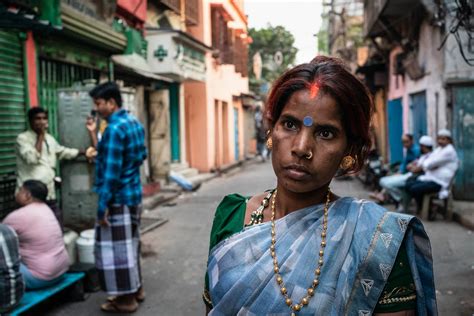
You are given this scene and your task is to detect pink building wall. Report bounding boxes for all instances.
[388,46,409,132]
[387,21,446,140]
[185,0,249,172]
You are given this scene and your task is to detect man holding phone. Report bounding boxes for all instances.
[87,82,147,313]
[15,107,92,228]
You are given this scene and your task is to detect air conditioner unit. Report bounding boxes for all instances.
[402,52,425,80]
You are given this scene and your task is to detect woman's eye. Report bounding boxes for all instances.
[284,121,297,130]
[318,130,334,139]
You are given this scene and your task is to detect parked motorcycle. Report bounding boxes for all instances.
[358,150,388,191]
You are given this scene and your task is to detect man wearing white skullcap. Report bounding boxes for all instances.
[437,129,451,138]
[404,129,459,216]
[419,135,434,147]
[372,136,434,208]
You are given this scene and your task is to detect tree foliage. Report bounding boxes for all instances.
[247,25,298,97]
[317,28,329,55]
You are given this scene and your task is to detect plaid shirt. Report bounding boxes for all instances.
[94,109,147,219]
[0,224,24,312]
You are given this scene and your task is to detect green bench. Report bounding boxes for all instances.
[11,272,85,316]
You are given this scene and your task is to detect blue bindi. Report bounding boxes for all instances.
[303,116,313,127]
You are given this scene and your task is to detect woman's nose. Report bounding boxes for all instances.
[292,130,313,158]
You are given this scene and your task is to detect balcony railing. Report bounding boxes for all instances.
[185,0,199,25]
[210,6,248,76]
[159,0,199,25]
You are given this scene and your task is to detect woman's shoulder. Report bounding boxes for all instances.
[209,194,249,250]
[2,204,40,229]
[4,203,34,219]
[340,196,388,215]
[214,193,248,216]
[341,197,415,226]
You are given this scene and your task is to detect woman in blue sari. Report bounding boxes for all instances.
[204,56,437,315]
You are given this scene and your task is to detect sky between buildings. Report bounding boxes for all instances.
[244,0,324,65]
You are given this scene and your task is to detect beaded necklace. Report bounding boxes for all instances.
[245,190,274,226]
[270,188,331,315]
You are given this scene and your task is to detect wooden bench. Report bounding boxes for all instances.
[419,176,456,221]
[11,272,85,316]
[420,191,454,220]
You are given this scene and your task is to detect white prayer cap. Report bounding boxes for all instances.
[437,129,452,138]
[419,135,434,147]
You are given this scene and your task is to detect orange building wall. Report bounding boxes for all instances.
[183,81,210,171]
[25,31,38,107]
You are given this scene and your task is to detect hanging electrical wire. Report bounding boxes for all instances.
[437,0,474,66]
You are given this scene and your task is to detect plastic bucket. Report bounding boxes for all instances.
[76,229,95,264]
[63,229,79,265]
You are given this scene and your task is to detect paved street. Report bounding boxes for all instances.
[47,161,474,316]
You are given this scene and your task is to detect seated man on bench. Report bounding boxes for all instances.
[403,129,459,215]
[3,180,70,289]
[376,135,433,209]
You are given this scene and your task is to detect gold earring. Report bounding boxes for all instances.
[266,138,273,150]
[340,155,355,170]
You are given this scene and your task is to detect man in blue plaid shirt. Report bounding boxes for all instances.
[88,82,147,313]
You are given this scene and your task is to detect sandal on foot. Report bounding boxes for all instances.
[107,293,145,303]
[101,301,138,313]
[135,288,146,302]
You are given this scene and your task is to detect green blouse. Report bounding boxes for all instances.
[205,194,417,313]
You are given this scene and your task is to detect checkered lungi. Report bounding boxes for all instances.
[94,204,142,295]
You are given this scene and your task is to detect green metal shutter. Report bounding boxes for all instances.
[0,30,26,177]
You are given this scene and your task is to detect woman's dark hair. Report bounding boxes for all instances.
[265,55,373,173]
[89,82,122,107]
[27,107,47,126]
[22,180,48,203]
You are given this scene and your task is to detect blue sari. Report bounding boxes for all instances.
[207,197,437,315]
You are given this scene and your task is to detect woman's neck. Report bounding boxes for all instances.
[274,183,333,218]
[22,198,42,207]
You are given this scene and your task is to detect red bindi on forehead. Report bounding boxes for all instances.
[309,82,320,99]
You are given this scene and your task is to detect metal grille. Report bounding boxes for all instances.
[0,174,17,220]
[39,59,100,139]
[0,30,26,177]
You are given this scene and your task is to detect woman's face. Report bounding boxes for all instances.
[271,89,348,193]
[15,186,31,206]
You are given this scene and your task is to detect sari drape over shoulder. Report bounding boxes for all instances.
[206,197,437,315]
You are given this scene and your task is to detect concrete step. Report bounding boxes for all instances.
[178,167,199,178]
[170,162,189,172]
[159,182,181,193]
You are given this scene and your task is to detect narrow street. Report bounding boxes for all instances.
[2,1,473,316]
[45,160,474,316]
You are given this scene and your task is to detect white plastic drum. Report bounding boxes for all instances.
[76,229,95,264]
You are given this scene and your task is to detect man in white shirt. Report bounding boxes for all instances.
[376,135,434,206]
[16,107,81,229]
[404,129,459,213]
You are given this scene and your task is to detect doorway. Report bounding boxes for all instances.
[387,98,403,164]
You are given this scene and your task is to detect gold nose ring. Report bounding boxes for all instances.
[305,151,313,160]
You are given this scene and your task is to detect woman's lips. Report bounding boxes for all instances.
[284,164,311,180]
